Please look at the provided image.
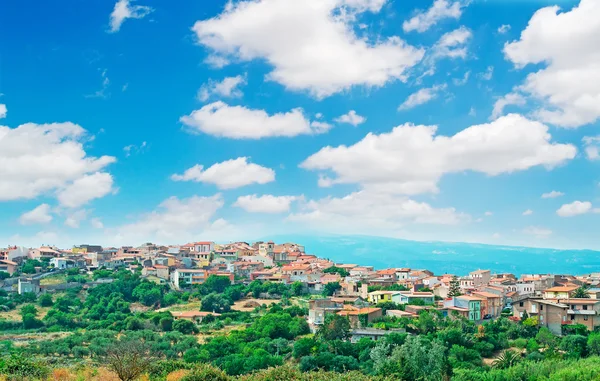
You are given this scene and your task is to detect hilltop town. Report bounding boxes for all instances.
[2,240,598,339]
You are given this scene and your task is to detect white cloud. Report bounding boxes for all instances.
[288,190,468,234]
[109,0,153,33]
[204,55,230,69]
[302,114,576,195]
[0,104,6,119]
[172,157,275,189]
[123,141,147,157]
[491,92,526,120]
[497,24,511,34]
[0,122,115,202]
[181,101,324,139]
[522,209,533,216]
[403,0,464,33]
[85,69,110,99]
[91,218,104,229]
[57,172,115,208]
[484,211,493,216]
[523,226,552,238]
[556,200,594,217]
[478,66,494,81]
[197,75,247,102]
[398,84,447,110]
[504,0,600,128]
[432,26,472,60]
[310,121,333,133]
[583,136,600,161]
[542,191,564,199]
[192,0,424,98]
[113,194,225,243]
[19,204,53,225]
[234,194,301,213]
[65,209,88,228]
[453,71,470,86]
[468,107,476,117]
[334,110,366,126]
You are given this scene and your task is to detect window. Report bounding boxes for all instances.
[519,302,523,307]
[570,315,575,321]
[540,305,544,311]
[584,316,589,321]
[583,305,588,310]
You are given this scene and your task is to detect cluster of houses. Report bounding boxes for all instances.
[3,241,600,336]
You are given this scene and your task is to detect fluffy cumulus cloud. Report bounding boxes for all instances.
[542,190,564,199]
[192,0,424,98]
[19,204,53,225]
[583,136,600,161]
[113,194,226,243]
[334,110,366,126]
[109,0,153,33]
[302,114,577,195]
[181,101,328,139]
[491,93,526,120]
[432,26,472,59]
[172,157,275,189]
[57,172,115,208]
[556,201,597,217]
[197,75,247,102]
[403,0,464,33]
[504,0,600,128]
[398,84,447,110]
[0,122,115,203]
[288,190,468,235]
[234,194,301,213]
[522,209,533,216]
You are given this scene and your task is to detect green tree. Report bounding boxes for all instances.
[492,350,520,369]
[199,275,231,295]
[588,332,600,356]
[560,335,587,358]
[448,276,462,297]
[397,336,446,381]
[323,266,349,277]
[0,271,10,280]
[173,319,199,335]
[291,281,305,296]
[160,317,174,331]
[201,292,231,313]
[317,314,351,341]
[322,282,341,297]
[38,293,53,307]
[573,286,590,299]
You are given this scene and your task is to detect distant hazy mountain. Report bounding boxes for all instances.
[267,235,600,277]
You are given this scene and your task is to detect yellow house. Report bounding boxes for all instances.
[368,291,398,304]
[543,286,578,300]
[71,247,87,254]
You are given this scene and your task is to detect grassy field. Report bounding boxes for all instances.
[39,274,67,286]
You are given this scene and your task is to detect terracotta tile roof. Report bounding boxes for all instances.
[337,307,381,316]
[472,291,501,299]
[545,286,578,292]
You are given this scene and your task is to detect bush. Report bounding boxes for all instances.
[180,364,230,381]
[38,293,53,307]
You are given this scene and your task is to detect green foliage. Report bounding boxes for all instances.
[317,314,351,341]
[21,259,43,274]
[181,363,231,381]
[0,354,49,380]
[587,332,600,356]
[201,292,232,313]
[492,350,521,369]
[173,319,199,335]
[38,293,53,307]
[573,286,590,299]
[323,266,349,277]
[560,334,588,358]
[322,282,341,297]
[0,271,10,280]
[448,276,462,297]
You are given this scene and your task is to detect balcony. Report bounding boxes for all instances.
[567,309,596,315]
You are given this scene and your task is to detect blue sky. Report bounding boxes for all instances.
[1,0,599,249]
